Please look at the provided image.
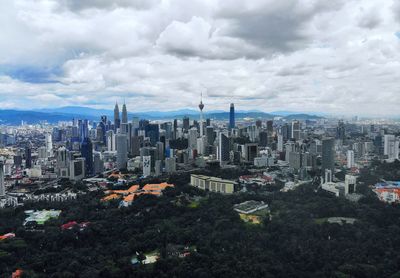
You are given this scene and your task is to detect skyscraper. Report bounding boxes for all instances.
[116,133,128,169]
[219,133,230,165]
[114,102,120,131]
[81,137,93,176]
[25,146,32,168]
[291,120,300,140]
[0,159,4,198]
[384,135,399,160]
[183,117,190,132]
[229,103,235,129]
[347,150,355,169]
[121,102,128,134]
[45,133,53,156]
[145,124,160,145]
[322,138,335,173]
[336,120,346,142]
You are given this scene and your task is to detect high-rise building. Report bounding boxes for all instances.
[106,130,116,151]
[347,150,355,169]
[121,102,128,134]
[229,103,235,129]
[145,124,159,145]
[336,120,346,142]
[259,131,268,147]
[266,120,273,134]
[0,159,4,198]
[183,117,190,132]
[81,137,93,176]
[188,128,198,150]
[244,143,258,163]
[114,102,120,131]
[219,133,230,165]
[45,133,53,156]
[277,135,284,152]
[291,120,300,140]
[116,133,128,169]
[143,156,151,176]
[384,135,399,160]
[345,175,357,195]
[206,126,215,146]
[25,146,32,168]
[165,157,176,173]
[93,152,104,174]
[322,138,335,173]
[69,158,85,181]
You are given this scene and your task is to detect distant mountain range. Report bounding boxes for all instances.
[0,106,323,125]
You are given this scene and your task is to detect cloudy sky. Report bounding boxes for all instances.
[0,0,399,116]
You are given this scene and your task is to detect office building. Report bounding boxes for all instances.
[116,133,128,169]
[143,156,151,177]
[345,175,357,195]
[81,137,93,176]
[229,103,235,129]
[322,138,335,173]
[69,158,85,181]
[347,150,355,169]
[384,135,399,160]
[165,157,176,173]
[0,160,4,198]
[191,174,236,194]
[219,133,230,165]
[291,120,301,140]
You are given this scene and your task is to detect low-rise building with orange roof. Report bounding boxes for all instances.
[101,193,121,202]
[142,182,174,193]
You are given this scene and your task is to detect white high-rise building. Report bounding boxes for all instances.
[45,133,53,156]
[384,135,399,160]
[291,121,301,140]
[188,128,198,150]
[107,131,116,152]
[347,150,355,169]
[197,137,206,155]
[143,156,151,177]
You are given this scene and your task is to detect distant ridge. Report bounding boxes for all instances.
[0,106,323,125]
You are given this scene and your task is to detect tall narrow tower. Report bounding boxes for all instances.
[122,102,128,124]
[198,93,204,137]
[229,103,235,129]
[114,102,120,131]
[121,101,128,134]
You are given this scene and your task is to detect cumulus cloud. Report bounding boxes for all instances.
[0,0,399,116]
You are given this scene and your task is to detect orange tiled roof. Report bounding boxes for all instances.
[123,193,143,203]
[127,185,140,192]
[142,182,174,192]
[101,193,121,202]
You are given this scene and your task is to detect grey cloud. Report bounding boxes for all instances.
[58,0,160,11]
[216,1,346,55]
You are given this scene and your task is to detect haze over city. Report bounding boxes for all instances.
[1,0,400,116]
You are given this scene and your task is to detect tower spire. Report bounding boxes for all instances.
[199,92,204,137]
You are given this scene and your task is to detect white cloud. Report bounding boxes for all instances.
[0,0,398,116]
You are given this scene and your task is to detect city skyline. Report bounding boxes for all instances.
[0,1,399,116]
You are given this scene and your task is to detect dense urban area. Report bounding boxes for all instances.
[1,101,400,277]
